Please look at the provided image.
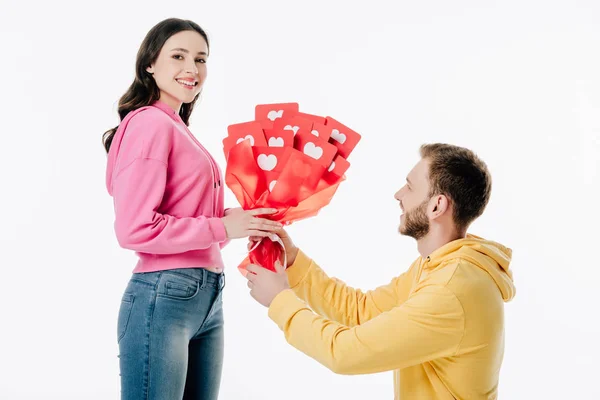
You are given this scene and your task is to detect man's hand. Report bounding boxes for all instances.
[246,262,290,307]
[249,227,299,268]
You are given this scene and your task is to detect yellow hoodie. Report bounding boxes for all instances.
[268,234,515,399]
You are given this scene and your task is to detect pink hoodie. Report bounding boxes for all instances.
[106,101,229,273]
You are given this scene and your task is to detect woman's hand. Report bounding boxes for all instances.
[221,208,282,239]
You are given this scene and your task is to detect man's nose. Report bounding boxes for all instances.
[394,190,402,201]
[394,186,406,201]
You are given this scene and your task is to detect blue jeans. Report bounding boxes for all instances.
[117,268,225,400]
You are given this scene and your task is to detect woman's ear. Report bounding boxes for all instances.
[146,65,154,75]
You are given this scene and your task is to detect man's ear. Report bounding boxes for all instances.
[430,194,450,219]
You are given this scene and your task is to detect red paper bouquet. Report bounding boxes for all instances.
[222,102,361,274]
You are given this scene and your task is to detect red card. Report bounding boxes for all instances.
[263,171,281,193]
[264,129,294,148]
[222,135,262,160]
[296,112,326,125]
[293,131,338,169]
[262,128,276,137]
[251,146,292,174]
[308,122,332,142]
[227,121,267,144]
[256,119,275,131]
[224,122,267,158]
[272,115,313,137]
[324,116,361,159]
[222,136,237,159]
[255,103,299,123]
[326,154,350,177]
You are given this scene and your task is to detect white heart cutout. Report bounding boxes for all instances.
[331,129,347,144]
[269,180,277,192]
[257,154,278,171]
[303,142,323,160]
[310,129,319,137]
[328,161,336,172]
[284,125,299,134]
[268,137,284,147]
[267,110,284,121]
[236,135,255,145]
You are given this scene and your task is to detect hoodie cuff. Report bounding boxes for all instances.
[207,217,228,243]
[268,289,307,330]
[285,249,313,288]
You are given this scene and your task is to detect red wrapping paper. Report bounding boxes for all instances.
[223,103,360,274]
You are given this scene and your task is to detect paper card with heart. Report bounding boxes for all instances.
[265,131,294,147]
[264,129,294,148]
[223,102,361,274]
[324,116,362,159]
[252,146,294,195]
[255,103,299,127]
[252,146,292,173]
[308,122,333,142]
[222,136,237,159]
[296,111,326,125]
[272,115,313,138]
[323,154,351,184]
[293,131,338,169]
[226,121,266,143]
[224,121,267,158]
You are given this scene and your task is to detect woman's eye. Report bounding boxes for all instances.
[196,59,206,63]
[172,55,183,60]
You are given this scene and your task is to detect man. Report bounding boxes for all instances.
[245,143,515,399]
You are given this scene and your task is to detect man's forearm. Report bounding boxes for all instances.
[285,250,399,326]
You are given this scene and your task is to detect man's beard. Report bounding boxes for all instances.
[399,199,430,240]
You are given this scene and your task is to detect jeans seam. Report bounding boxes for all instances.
[143,272,161,400]
[200,269,207,289]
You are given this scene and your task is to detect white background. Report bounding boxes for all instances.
[1,0,599,398]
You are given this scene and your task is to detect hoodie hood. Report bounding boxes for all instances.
[105,106,150,196]
[425,234,516,302]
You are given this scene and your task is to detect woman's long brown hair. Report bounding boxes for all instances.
[102,18,209,153]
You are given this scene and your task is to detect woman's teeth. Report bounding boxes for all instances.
[177,79,196,87]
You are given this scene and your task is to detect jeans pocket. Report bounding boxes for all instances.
[117,293,134,343]
[157,272,200,301]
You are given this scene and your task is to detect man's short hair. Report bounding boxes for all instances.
[420,143,492,232]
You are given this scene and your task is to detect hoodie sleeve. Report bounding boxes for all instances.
[285,250,417,327]
[111,113,227,254]
[268,285,465,375]
[218,208,232,249]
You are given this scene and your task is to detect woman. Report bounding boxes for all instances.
[103,18,281,400]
